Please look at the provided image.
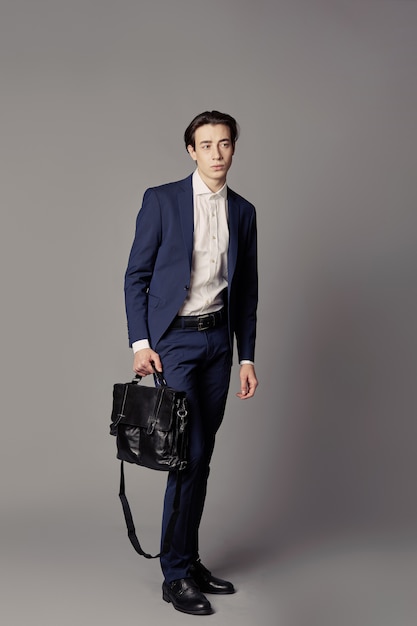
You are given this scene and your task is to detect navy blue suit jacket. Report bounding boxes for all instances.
[125,175,258,362]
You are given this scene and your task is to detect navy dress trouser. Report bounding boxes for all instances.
[154,322,232,583]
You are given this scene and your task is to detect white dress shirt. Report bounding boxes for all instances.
[178,169,228,315]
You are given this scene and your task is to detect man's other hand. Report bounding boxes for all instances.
[236,363,258,399]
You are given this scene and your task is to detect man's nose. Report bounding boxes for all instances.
[212,146,222,160]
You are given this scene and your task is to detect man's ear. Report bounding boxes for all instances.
[187,145,197,161]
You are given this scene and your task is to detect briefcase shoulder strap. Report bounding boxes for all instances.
[118,461,182,559]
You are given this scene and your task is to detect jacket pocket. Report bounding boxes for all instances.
[148,293,162,309]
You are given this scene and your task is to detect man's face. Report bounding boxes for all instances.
[187,124,234,191]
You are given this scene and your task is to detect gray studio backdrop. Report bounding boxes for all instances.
[1,1,417,625]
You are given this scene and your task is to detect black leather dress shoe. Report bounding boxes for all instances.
[162,578,213,615]
[190,560,235,595]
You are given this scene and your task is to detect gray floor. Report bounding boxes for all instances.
[3,502,416,626]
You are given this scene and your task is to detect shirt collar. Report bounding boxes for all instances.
[192,169,227,199]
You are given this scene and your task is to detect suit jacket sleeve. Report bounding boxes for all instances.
[124,188,162,346]
[233,205,258,363]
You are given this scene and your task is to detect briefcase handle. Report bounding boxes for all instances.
[133,363,167,388]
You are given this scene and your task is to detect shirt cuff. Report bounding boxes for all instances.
[132,339,151,353]
[240,360,254,365]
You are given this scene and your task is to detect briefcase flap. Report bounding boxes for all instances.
[111,382,183,432]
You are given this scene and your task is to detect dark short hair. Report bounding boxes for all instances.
[184,110,240,150]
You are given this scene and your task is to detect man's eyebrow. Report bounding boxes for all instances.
[198,138,230,145]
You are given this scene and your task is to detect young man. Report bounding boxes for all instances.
[125,110,258,615]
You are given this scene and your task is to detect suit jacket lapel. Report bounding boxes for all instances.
[177,176,194,269]
[227,188,239,283]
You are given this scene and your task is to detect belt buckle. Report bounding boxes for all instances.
[197,314,213,331]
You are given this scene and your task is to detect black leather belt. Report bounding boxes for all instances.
[170,309,226,331]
